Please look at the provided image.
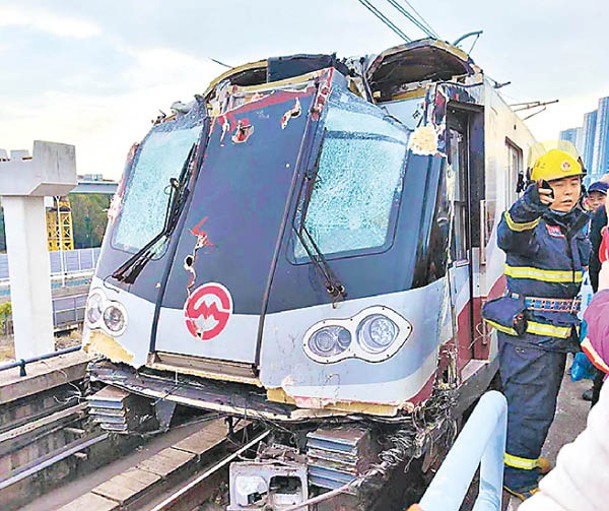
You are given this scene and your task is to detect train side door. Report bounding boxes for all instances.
[447,107,486,377]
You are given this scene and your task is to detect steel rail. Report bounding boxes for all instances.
[0,432,109,491]
[150,429,270,511]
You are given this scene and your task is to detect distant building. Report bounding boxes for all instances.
[559,127,583,156]
[592,96,609,180]
[582,110,597,173]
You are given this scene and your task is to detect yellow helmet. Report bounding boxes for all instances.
[529,140,584,182]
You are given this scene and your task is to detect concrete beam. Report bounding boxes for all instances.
[0,141,77,197]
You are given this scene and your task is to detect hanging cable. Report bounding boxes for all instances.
[355,0,411,42]
[399,0,440,38]
[384,0,438,39]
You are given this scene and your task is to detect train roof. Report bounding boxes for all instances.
[202,38,483,104]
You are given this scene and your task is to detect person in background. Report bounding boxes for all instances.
[483,143,590,501]
[582,180,608,403]
[519,218,609,511]
[584,180,608,213]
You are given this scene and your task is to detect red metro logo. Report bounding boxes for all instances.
[184,283,233,340]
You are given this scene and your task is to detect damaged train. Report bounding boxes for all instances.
[83,38,537,509]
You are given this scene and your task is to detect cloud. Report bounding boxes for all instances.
[0,46,226,180]
[0,6,101,39]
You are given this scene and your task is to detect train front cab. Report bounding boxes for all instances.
[83,39,530,423]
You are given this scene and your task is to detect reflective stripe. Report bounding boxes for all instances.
[581,337,609,373]
[505,264,583,284]
[526,321,572,339]
[504,453,539,470]
[504,212,541,232]
[483,319,519,336]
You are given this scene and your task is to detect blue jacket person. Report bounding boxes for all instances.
[483,146,590,500]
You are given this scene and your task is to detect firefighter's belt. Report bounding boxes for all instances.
[523,296,581,313]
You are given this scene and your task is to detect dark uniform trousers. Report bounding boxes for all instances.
[498,333,567,490]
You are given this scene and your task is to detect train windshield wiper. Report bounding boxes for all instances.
[295,222,346,302]
[112,143,196,285]
[294,133,346,302]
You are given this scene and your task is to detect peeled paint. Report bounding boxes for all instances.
[408,124,439,155]
[84,330,134,364]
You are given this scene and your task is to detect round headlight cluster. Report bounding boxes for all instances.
[308,326,351,357]
[85,289,128,336]
[357,314,398,354]
[103,304,126,333]
[86,292,104,325]
[302,307,412,364]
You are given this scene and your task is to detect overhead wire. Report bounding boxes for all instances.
[384,0,438,39]
[355,0,412,42]
[399,0,439,38]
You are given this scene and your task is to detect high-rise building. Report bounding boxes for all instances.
[592,96,609,179]
[582,110,597,172]
[559,127,583,155]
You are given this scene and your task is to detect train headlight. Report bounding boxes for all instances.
[302,306,412,364]
[307,326,351,358]
[103,303,127,335]
[357,314,398,354]
[86,292,104,327]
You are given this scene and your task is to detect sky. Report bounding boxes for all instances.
[1,0,607,180]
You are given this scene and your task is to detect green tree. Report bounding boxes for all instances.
[69,193,111,248]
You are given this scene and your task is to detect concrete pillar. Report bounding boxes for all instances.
[0,141,77,360]
[3,196,55,358]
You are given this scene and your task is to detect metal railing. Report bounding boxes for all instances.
[52,293,87,331]
[0,247,101,281]
[415,391,508,511]
[0,345,81,376]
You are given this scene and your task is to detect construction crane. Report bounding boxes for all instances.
[46,196,74,251]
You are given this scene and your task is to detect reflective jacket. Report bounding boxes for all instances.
[494,184,590,348]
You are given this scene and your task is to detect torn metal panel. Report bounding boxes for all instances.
[367,38,482,102]
[266,387,399,417]
[89,360,351,422]
[83,330,134,364]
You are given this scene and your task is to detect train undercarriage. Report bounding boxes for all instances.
[87,357,498,510]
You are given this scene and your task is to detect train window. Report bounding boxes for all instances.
[506,139,523,204]
[449,128,469,262]
[113,125,202,252]
[295,101,408,259]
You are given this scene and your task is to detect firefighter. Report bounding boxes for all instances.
[483,142,590,500]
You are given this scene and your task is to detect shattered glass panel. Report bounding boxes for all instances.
[297,94,409,258]
[114,126,201,251]
[383,97,425,130]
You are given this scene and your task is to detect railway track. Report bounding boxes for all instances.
[147,430,270,511]
[56,418,267,511]
[0,351,121,511]
[0,351,270,511]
